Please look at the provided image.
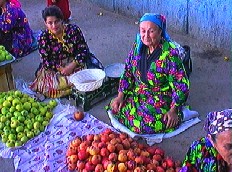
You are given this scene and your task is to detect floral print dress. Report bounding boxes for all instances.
[0,2,34,58]
[108,40,189,134]
[180,137,228,172]
[30,24,89,98]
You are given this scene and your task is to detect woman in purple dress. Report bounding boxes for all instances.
[0,0,35,58]
[30,5,89,98]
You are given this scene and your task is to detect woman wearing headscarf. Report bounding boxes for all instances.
[107,13,189,134]
[181,109,232,172]
[0,0,35,59]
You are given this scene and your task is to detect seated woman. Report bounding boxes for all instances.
[181,109,232,172]
[0,0,35,59]
[107,13,190,134]
[29,5,89,98]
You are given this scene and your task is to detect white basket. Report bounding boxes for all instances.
[69,69,106,92]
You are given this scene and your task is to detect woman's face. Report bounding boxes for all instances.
[139,21,162,48]
[209,130,232,165]
[45,16,63,36]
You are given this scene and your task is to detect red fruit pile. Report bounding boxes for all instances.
[66,128,181,172]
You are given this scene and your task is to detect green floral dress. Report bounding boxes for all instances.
[108,40,189,134]
[181,137,228,172]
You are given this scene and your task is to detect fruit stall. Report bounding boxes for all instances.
[0,66,184,171]
[0,45,15,92]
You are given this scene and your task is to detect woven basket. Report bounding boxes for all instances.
[69,69,106,92]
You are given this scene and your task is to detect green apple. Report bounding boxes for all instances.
[0,116,7,122]
[5,54,13,61]
[20,136,29,143]
[36,115,43,122]
[15,104,23,111]
[1,107,9,115]
[39,125,45,132]
[2,100,11,107]
[10,128,17,134]
[14,90,23,98]
[8,133,16,141]
[3,126,11,133]
[1,134,8,143]
[0,122,4,130]
[33,121,40,130]
[4,120,11,126]
[21,110,29,116]
[6,112,13,119]
[31,107,39,115]
[24,128,30,133]
[26,131,34,139]
[13,111,21,117]
[26,123,33,130]
[17,115,25,122]
[39,107,47,116]
[16,126,24,133]
[12,98,20,106]
[31,102,39,108]
[6,140,15,147]
[45,111,53,119]
[10,120,19,128]
[34,129,41,136]
[48,99,58,108]
[7,95,14,102]
[42,120,49,127]
[23,102,31,111]
[9,106,16,113]
[17,132,25,140]
[15,140,23,147]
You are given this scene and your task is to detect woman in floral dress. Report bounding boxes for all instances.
[108,13,189,134]
[30,5,89,98]
[181,109,232,172]
[0,0,35,58]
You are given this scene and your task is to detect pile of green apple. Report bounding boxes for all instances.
[0,45,13,62]
[0,90,58,148]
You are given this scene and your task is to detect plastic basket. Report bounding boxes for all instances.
[69,69,106,92]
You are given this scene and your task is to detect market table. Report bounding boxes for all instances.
[0,103,114,172]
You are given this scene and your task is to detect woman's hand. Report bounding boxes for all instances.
[163,107,179,129]
[60,61,77,76]
[110,92,124,114]
[52,0,56,3]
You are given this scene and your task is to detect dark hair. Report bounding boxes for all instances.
[210,134,217,143]
[42,5,64,21]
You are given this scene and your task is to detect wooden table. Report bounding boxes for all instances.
[0,63,15,92]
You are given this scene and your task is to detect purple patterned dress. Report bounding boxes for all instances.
[107,40,189,134]
[0,2,34,58]
[30,24,89,98]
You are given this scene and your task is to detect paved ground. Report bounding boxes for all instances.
[0,0,231,171]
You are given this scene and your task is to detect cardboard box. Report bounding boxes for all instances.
[0,63,15,92]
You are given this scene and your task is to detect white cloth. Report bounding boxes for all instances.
[107,107,201,145]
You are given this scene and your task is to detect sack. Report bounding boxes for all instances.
[86,53,104,70]
[30,68,72,98]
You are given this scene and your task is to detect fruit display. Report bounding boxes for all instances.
[0,45,13,63]
[66,129,181,172]
[0,90,58,147]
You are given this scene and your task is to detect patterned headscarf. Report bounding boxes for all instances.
[140,13,171,42]
[135,13,171,55]
[204,109,232,135]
